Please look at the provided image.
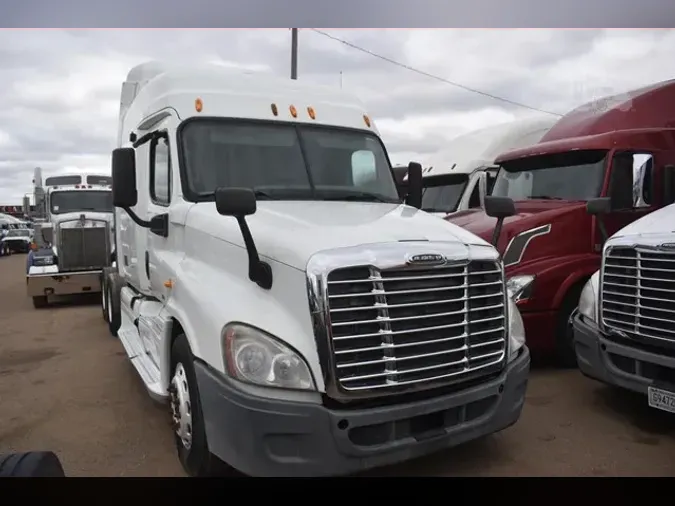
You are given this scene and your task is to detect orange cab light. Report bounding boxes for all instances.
[195,98,203,113]
[271,103,278,116]
[307,106,316,120]
[363,115,371,127]
[289,105,297,118]
[164,279,174,289]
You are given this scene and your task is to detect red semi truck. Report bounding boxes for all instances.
[447,79,675,366]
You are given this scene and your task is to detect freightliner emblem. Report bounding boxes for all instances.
[406,253,446,266]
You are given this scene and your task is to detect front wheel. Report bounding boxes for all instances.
[32,296,48,309]
[101,271,109,323]
[0,451,66,477]
[170,335,222,477]
[555,284,584,368]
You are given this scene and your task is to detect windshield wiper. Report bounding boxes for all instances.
[529,196,566,200]
[422,207,451,213]
[253,190,277,200]
[320,191,397,203]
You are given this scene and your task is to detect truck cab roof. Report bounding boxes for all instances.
[422,116,558,177]
[120,62,376,145]
[496,79,675,165]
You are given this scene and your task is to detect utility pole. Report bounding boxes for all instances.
[290,28,298,80]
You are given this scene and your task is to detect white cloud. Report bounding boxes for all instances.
[0,28,674,203]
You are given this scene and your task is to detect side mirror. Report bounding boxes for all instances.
[663,164,675,206]
[586,197,611,243]
[214,187,271,290]
[215,187,257,217]
[484,196,516,249]
[477,171,488,209]
[608,153,634,211]
[111,148,138,208]
[586,197,611,216]
[405,162,423,209]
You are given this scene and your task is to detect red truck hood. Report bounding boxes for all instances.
[446,200,590,260]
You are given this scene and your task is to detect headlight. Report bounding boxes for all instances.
[506,274,535,302]
[507,297,525,362]
[578,270,599,323]
[222,323,315,391]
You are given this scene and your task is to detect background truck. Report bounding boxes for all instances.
[415,116,556,218]
[573,192,675,414]
[446,79,675,366]
[26,168,114,308]
[103,60,530,477]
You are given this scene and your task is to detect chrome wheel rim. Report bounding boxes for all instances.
[170,363,193,450]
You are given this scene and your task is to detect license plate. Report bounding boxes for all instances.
[647,386,675,413]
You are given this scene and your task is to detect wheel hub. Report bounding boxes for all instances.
[169,363,193,450]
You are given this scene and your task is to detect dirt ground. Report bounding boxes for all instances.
[1,253,674,477]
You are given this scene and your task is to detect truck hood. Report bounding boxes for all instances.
[446,200,588,254]
[611,203,675,239]
[51,211,113,226]
[189,201,493,270]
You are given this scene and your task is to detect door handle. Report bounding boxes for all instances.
[145,251,150,279]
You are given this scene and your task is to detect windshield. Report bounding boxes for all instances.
[180,120,400,203]
[491,150,606,201]
[6,229,30,238]
[50,190,113,214]
[421,179,468,213]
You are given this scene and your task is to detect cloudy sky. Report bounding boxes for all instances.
[0,28,674,203]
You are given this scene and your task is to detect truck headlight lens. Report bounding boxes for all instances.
[506,274,535,302]
[222,323,316,391]
[508,297,525,362]
[578,271,599,323]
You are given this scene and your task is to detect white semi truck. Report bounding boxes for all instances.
[104,61,530,477]
[573,188,675,414]
[26,169,114,308]
[410,116,557,218]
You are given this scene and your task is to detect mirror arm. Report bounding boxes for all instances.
[491,218,504,249]
[122,206,152,228]
[236,217,273,290]
[596,216,608,243]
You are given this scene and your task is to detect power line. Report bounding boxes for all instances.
[309,28,563,118]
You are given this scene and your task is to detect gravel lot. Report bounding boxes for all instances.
[1,253,674,476]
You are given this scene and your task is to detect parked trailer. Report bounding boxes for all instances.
[26,170,114,308]
[104,61,530,477]
[572,193,675,414]
[447,79,675,366]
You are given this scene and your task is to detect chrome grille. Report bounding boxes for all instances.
[59,226,109,271]
[326,260,507,392]
[601,245,675,345]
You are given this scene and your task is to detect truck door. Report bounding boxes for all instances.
[134,117,175,366]
[601,151,655,242]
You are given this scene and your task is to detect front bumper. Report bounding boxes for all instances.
[26,268,102,297]
[3,240,31,253]
[195,346,530,477]
[572,309,675,395]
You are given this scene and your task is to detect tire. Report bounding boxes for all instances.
[555,283,585,368]
[170,334,220,477]
[32,296,48,309]
[106,272,121,337]
[0,451,66,477]
[101,270,110,323]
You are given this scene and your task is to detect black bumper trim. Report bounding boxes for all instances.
[572,310,675,394]
[194,346,530,477]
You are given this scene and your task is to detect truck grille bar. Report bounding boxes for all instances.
[601,245,675,345]
[325,260,507,392]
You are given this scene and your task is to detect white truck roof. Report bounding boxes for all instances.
[421,116,558,177]
[119,61,377,147]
